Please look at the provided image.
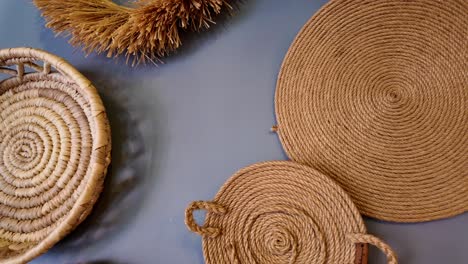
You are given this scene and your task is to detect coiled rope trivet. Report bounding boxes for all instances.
[185,161,397,264]
[0,47,111,263]
[274,0,468,222]
[33,0,235,65]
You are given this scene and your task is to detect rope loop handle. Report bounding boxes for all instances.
[347,234,398,264]
[185,201,227,238]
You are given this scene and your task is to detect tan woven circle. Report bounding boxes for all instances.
[0,48,111,263]
[186,161,398,264]
[274,0,468,222]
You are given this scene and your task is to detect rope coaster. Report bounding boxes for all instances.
[274,0,468,222]
[186,161,397,264]
[0,47,111,263]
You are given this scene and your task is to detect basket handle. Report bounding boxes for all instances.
[0,61,50,78]
[185,201,226,238]
[347,233,398,264]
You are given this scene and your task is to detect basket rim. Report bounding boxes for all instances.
[0,47,111,264]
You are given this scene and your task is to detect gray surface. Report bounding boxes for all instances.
[0,1,466,263]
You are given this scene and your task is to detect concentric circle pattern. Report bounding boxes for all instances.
[275,0,468,222]
[202,161,367,264]
[0,48,111,263]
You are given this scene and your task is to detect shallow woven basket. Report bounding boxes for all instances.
[0,47,111,263]
[186,161,397,264]
[274,0,468,222]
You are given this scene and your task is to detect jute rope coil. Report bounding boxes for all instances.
[185,161,397,264]
[0,47,111,263]
[274,0,468,222]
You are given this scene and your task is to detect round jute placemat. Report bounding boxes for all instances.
[274,0,468,222]
[0,47,111,263]
[186,161,397,264]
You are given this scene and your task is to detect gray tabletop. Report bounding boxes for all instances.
[0,1,467,263]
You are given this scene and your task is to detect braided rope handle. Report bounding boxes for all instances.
[348,234,398,264]
[185,201,227,238]
[185,201,398,263]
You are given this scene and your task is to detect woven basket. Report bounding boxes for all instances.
[0,47,111,263]
[274,0,468,222]
[186,161,397,264]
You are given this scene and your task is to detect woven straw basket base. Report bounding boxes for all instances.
[275,0,468,222]
[0,48,111,263]
[186,161,397,264]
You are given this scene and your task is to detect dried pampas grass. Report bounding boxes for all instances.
[34,0,234,64]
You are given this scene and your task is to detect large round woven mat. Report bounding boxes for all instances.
[274,0,468,222]
[186,161,398,264]
[0,48,111,263]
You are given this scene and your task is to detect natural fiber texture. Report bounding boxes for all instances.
[0,47,111,263]
[185,161,397,264]
[274,0,468,222]
[33,0,234,65]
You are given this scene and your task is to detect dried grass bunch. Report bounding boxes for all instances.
[34,0,234,64]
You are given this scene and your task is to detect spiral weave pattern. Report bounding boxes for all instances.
[0,48,111,263]
[189,161,372,263]
[275,0,468,222]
